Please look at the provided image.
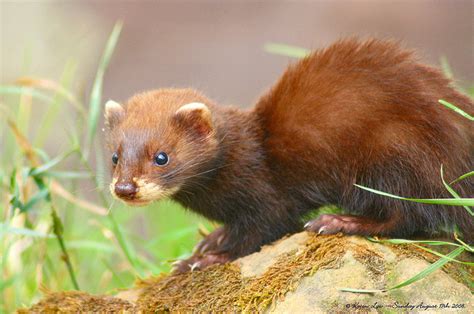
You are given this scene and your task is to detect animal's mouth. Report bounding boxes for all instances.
[110,188,154,206]
[121,198,152,207]
[109,186,150,207]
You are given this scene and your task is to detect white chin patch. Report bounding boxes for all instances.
[136,179,161,199]
[110,177,180,206]
[122,199,152,207]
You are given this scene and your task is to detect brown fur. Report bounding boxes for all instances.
[105,38,473,272]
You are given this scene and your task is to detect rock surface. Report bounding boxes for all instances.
[21,233,473,313]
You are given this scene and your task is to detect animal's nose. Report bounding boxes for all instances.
[115,182,138,199]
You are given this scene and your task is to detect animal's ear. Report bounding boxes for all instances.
[173,102,214,137]
[104,100,125,130]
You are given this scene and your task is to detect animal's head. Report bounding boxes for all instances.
[104,89,219,206]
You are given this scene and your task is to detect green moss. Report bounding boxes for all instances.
[21,234,348,312]
[237,234,346,312]
[135,234,347,312]
[17,291,135,313]
[136,263,243,312]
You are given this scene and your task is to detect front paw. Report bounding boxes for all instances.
[171,253,231,274]
[194,226,227,255]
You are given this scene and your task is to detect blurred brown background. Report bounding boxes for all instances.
[1,0,473,107]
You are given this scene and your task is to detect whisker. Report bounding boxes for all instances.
[174,163,233,183]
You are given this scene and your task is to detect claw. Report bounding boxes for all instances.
[200,243,210,254]
[193,239,205,254]
[318,226,327,235]
[170,260,187,274]
[216,235,225,246]
[170,265,180,274]
[304,221,311,229]
[170,260,181,267]
[190,262,201,272]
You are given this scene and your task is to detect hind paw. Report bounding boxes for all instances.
[304,214,362,235]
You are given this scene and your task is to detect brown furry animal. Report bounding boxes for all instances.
[105,38,473,273]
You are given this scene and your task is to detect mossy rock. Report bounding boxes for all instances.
[20,233,473,313]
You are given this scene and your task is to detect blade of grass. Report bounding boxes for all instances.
[85,22,123,158]
[31,147,51,163]
[438,99,474,121]
[15,72,86,118]
[412,244,473,266]
[0,102,14,119]
[264,42,310,58]
[17,93,32,135]
[50,205,80,290]
[19,187,49,212]
[7,119,40,166]
[29,149,77,177]
[0,275,16,292]
[101,258,126,287]
[366,237,462,247]
[9,168,21,209]
[77,149,144,275]
[439,56,453,79]
[385,246,464,291]
[468,86,474,98]
[450,171,474,185]
[0,85,53,104]
[354,184,474,207]
[145,226,197,248]
[438,57,469,94]
[454,234,473,252]
[440,165,473,215]
[136,256,165,274]
[66,240,115,252]
[339,288,379,294]
[46,171,91,179]
[8,118,108,215]
[49,181,108,216]
[30,61,81,146]
[439,57,471,94]
[107,211,144,277]
[26,169,81,290]
[0,223,53,239]
[94,139,106,191]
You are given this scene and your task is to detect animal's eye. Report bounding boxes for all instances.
[112,152,119,165]
[154,152,169,166]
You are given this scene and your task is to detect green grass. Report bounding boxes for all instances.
[0,23,213,312]
[264,42,310,58]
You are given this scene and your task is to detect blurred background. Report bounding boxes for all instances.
[2,0,473,104]
[1,0,473,311]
